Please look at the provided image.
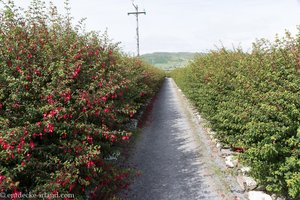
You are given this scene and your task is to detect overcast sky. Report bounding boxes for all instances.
[3,0,300,55]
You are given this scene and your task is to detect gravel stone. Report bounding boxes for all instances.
[237,175,258,191]
[248,191,272,200]
[225,156,238,168]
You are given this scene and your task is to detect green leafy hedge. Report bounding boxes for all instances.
[172,33,300,199]
[0,0,164,199]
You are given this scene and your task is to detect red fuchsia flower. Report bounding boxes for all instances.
[36,121,42,126]
[48,123,54,132]
[75,53,81,60]
[30,141,35,149]
[11,189,21,200]
[12,103,20,109]
[140,92,145,97]
[112,93,117,99]
[72,66,81,79]
[110,134,117,141]
[87,160,95,168]
[95,110,100,116]
[47,95,54,104]
[88,51,94,57]
[26,74,31,81]
[122,136,129,141]
[2,143,11,150]
[17,144,22,153]
[49,109,58,117]
[0,175,6,184]
[0,102,3,109]
[52,110,59,117]
[87,135,93,143]
[129,112,134,118]
[42,113,48,119]
[69,184,73,192]
[75,146,82,154]
[28,53,33,59]
[24,130,29,136]
[63,92,71,102]
[45,123,54,133]
[21,161,26,167]
[101,96,107,102]
[26,153,31,160]
[104,108,110,113]
[34,69,41,76]
[16,66,22,73]
[6,60,12,67]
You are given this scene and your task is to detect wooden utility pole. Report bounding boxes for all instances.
[128,3,146,56]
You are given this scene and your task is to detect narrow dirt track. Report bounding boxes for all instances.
[121,78,242,200]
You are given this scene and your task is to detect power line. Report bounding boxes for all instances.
[128,3,146,56]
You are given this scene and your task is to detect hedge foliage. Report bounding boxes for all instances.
[0,0,164,199]
[172,32,300,198]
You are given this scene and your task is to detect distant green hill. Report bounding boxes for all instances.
[141,52,199,71]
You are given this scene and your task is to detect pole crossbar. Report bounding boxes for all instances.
[128,12,146,15]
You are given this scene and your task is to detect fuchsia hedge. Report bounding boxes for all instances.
[0,1,164,199]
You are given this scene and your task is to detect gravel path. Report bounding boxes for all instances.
[121,78,242,200]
